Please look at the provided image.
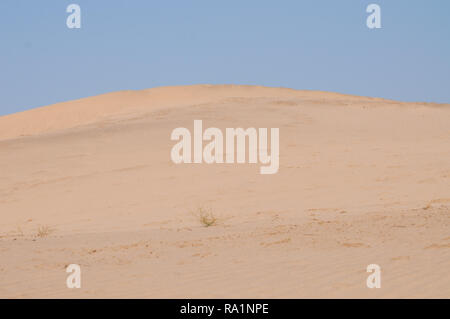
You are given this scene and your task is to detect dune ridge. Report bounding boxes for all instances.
[1,85,443,141]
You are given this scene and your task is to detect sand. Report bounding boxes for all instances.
[0,85,449,298]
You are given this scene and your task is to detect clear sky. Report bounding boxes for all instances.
[1,0,449,115]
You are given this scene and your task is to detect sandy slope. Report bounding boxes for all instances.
[0,85,449,298]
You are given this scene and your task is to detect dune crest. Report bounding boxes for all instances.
[0,84,439,141]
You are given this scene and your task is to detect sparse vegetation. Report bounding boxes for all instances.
[36,225,52,238]
[194,206,217,227]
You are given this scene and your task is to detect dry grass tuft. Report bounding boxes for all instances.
[193,206,218,227]
[36,225,53,238]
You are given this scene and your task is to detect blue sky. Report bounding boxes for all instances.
[0,0,449,115]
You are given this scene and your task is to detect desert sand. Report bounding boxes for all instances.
[0,85,449,298]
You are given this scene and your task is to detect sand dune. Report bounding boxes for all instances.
[0,85,449,298]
